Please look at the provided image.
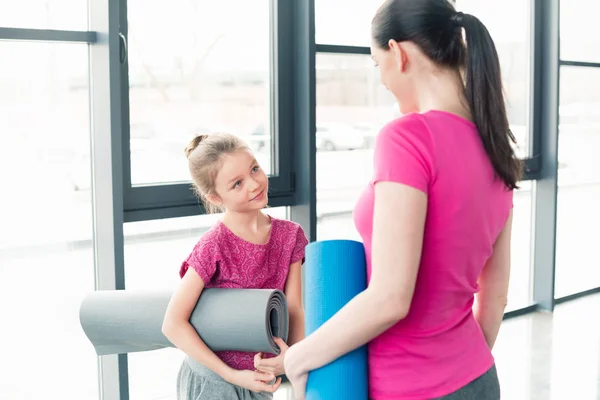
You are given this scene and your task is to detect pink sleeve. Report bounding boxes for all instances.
[291,226,309,265]
[179,239,220,284]
[373,116,435,194]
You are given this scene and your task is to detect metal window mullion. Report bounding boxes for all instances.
[315,44,370,55]
[274,0,294,187]
[531,0,560,312]
[559,60,600,68]
[287,0,317,242]
[0,27,96,42]
[89,0,129,399]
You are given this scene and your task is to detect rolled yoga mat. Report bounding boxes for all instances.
[304,240,369,400]
[79,288,288,356]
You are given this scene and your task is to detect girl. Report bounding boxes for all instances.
[162,133,308,399]
[285,1,520,399]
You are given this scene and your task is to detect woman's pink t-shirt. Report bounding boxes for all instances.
[179,216,308,371]
[354,111,513,399]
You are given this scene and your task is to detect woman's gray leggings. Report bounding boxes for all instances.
[434,365,500,400]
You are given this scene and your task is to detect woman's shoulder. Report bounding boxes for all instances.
[375,113,436,153]
[376,113,435,149]
[382,112,428,132]
[381,111,473,137]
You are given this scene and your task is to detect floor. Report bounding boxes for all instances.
[275,294,600,400]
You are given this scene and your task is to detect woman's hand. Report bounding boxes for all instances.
[283,343,309,400]
[254,337,289,376]
[226,369,282,394]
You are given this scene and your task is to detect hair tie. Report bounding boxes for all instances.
[451,11,464,27]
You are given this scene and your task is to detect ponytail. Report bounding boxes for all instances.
[371,1,523,190]
[459,12,522,190]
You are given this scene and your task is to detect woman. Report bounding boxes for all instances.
[284,0,521,399]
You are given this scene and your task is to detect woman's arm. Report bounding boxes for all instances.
[162,269,278,391]
[473,210,513,349]
[284,181,427,379]
[284,260,305,346]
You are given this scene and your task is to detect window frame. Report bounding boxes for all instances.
[551,7,600,303]
[119,0,295,222]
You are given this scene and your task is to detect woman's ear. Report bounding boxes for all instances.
[388,39,408,72]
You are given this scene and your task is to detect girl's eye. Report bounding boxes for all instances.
[233,180,242,188]
[252,166,259,173]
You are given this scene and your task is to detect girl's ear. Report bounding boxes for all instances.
[206,193,222,208]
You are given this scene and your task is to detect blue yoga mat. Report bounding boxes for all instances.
[304,239,369,400]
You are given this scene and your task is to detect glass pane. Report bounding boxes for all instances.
[555,66,600,298]
[560,0,600,63]
[315,52,396,229]
[507,182,534,311]
[0,0,87,30]
[0,42,96,399]
[455,0,532,158]
[127,0,272,186]
[316,52,533,312]
[315,0,384,46]
[124,208,289,399]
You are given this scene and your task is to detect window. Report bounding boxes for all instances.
[0,1,87,30]
[0,42,97,399]
[126,0,273,186]
[316,0,533,159]
[124,207,289,399]
[315,53,396,221]
[122,0,296,217]
[554,67,600,298]
[507,182,534,311]
[315,0,384,46]
[455,0,533,158]
[560,0,600,63]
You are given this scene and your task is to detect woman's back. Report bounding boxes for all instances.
[354,110,513,399]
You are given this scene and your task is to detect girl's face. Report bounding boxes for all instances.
[209,148,269,212]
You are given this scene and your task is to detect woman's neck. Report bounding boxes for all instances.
[412,67,471,122]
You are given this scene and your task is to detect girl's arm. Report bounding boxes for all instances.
[162,269,279,391]
[284,181,426,383]
[162,269,232,378]
[284,260,305,346]
[474,210,513,349]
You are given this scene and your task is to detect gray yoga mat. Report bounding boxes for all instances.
[79,288,289,356]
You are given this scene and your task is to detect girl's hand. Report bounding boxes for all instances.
[227,369,282,393]
[284,344,308,400]
[254,337,289,376]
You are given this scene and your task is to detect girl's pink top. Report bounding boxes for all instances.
[179,216,308,371]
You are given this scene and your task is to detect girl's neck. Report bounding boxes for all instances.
[222,209,270,234]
